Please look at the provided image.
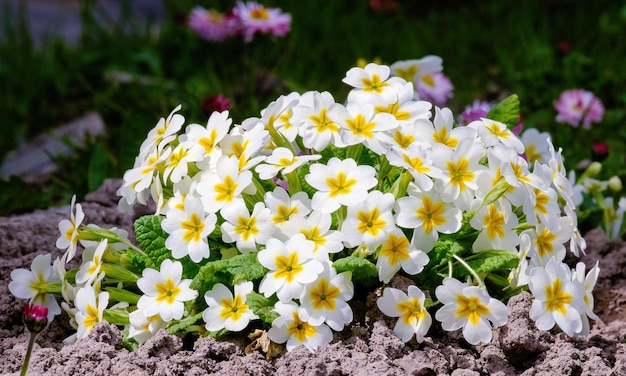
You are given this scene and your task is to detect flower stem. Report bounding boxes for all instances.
[20,332,37,376]
[452,254,485,289]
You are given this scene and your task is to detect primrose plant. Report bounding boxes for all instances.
[10,57,599,352]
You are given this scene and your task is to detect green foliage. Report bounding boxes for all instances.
[486,94,520,128]
[332,256,379,287]
[452,251,519,279]
[247,291,279,324]
[132,215,171,270]
[189,253,268,297]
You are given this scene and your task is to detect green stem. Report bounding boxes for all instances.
[452,254,485,289]
[20,332,37,376]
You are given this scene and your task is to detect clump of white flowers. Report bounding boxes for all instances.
[10,57,599,352]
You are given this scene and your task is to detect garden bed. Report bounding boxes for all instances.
[0,179,625,375]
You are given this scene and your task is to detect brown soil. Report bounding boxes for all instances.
[1,179,625,375]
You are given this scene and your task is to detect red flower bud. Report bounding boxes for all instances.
[23,303,48,334]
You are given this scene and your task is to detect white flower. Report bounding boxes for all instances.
[9,253,61,321]
[305,157,377,214]
[298,263,354,331]
[264,187,311,230]
[255,147,321,180]
[376,228,429,283]
[220,201,275,253]
[435,278,508,345]
[571,261,600,336]
[203,281,259,332]
[136,259,198,322]
[281,210,344,259]
[74,285,109,339]
[341,190,395,249]
[528,257,586,337]
[377,285,432,343]
[258,235,324,302]
[268,301,333,352]
[128,308,167,345]
[162,194,217,262]
[197,155,252,213]
[75,239,108,286]
[56,194,84,262]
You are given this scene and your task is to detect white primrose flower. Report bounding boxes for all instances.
[415,106,475,149]
[343,63,403,103]
[162,195,217,262]
[74,285,109,339]
[268,301,333,353]
[136,259,198,322]
[298,263,354,331]
[240,93,302,142]
[56,194,84,262]
[219,123,269,171]
[524,216,573,266]
[520,127,552,165]
[389,55,443,86]
[469,201,519,253]
[386,142,445,192]
[376,228,429,284]
[528,257,586,337]
[75,239,108,286]
[435,278,508,345]
[138,104,184,157]
[197,155,252,213]
[128,308,167,345]
[203,281,259,332]
[571,261,600,336]
[220,201,275,253]
[341,190,396,249]
[468,117,525,154]
[371,80,432,125]
[293,90,345,151]
[264,187,311,230]
[181,110,232,161]
[258,234,324,302]
[377,285,432,343]
[255,147,321,180]
[9,253,61,321]
[162,142,205,184]
[395,185,462,253]
[281,210,344,259]
[305,157,377,214]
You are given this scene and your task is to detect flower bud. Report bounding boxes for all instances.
[608,176,622,192]
[586,161,602,177]
[23,303,48,334]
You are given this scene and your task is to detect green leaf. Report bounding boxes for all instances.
[332,256,378,287]
[106,286,140,305]
[190,253,267,296]
[486,94,520,128]
[133,215,171,269]
[453,250,519,278]
[247,291,279,324]
[166,312,204,334]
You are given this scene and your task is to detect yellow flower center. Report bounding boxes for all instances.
[535,228,556,258]
[433,126,458,148]
[545,278,572,314]
[273,205,298,224]
[346,114,376,138]
[309,279,341,311]
[300,227,326,253]
[155,278,181,304]
[219,294,249,321]
[310,109,340,133]
[356,208,386,236]
[181,213,205,242]
[447,158,474,191]
[274,253,303,283]
[416,196,446,234]
[250,7,269,20]
[455,295,490,325]
[83,304,100,330]
[397,298,426,325]
[199,129,219,154]
[234,216,259,241]
[379,233,410,266]
[287,312,317,342]
[326,172,357,197]
[484,205,505,239]
[393,66,417,83]
[375,102,410,121]
[214,175,238,202]
[361,74,389,93]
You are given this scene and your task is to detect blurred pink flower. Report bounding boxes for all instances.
[461,99,492,124]
[187,7,236,42]
[417,72,453,106]
[554,89,604,129]
[202,95,232,113]
[232,1,291,42]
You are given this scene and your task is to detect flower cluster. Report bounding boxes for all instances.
[10,57,599,352]
[188,1,291,42]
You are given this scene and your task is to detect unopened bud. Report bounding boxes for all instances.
[23,303,48,334]
[586,161,602,177]
[608,176,622,192]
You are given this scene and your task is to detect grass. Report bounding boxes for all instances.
[1,0,625,215]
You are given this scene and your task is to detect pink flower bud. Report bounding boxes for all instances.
[23,303,48,334]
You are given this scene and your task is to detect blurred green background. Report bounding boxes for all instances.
[1,0,625,215]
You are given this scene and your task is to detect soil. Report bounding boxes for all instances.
[1,179,625,376]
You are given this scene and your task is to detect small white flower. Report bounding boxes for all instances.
[56,194,84,262]
[9,253,61,321]
[435,278,508,345]
[377,285,432,343]
[220,201,275,253]
[74,285,109,339]
[136,259,198,322]
[75,239,108,286]
[268,301,333,352]
[203,281,259,332]
[128,308,167,345]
